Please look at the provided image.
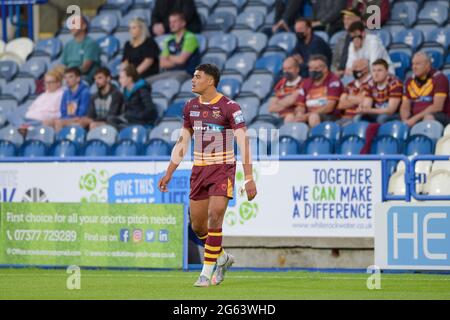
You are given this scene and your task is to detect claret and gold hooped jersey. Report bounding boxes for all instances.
[182,94,246,166]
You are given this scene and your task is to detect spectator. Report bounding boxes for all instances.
[45,67,90,132]
[77,67,124,130]
[272,0,305,33]
[122,18,160,80]
[6,68,64,128]
[358,58,403,123]
[347,0,390,26]
[337,58,371,125]
[310,0,347,36]
[293,18,332,77]
[295,54,344,127]
[400,52,450,127]
[109,65,158,130]
[148,12,200,84]
[331,8,362,76]
[268,57,304,122]
[151,0,202,36]
[61,15,101,84]
[345,21,393,75]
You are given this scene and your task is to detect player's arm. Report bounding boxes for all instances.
[234,127,257,201]
[363,97,401,115]
[158,127,193,192]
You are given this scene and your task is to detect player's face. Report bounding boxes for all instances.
[372,65,388,83]
[191,70,213,94]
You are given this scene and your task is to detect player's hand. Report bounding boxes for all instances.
[245,180,257,201]
[158,175,171,192]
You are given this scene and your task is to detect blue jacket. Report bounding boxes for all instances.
[60,81,91,118]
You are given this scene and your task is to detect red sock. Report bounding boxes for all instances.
[204,228,223,266]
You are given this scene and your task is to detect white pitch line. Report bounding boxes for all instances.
[1,273,450,282]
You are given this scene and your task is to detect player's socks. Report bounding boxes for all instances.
[200,228,223,279]
[198,233,208,246]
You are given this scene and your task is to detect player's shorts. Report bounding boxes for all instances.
[190,163,236,201]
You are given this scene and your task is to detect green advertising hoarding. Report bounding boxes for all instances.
[0,203,187,269]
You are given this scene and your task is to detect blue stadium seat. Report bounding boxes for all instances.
[119,10,150,28]
[378,120,409,141]
[149,120,181,144]
[418,3,448,26]
[205,12,235,32]
[153,97,169,117]
[383,24,406,40]
[0,126,23,147]
[390,50,412,80]
[195,0,219,10]
[235,11,264,31]
[152,78,181,101]
[0,99,17,125]
[107,55,122,78]
[235,31,268,53]
[338,135,365,155]
[164,101,185,118]
[103,0,133,13]
[218,78,241,99]
[279,122,309,144]
[86,125,118,146]
[390,2,418,27]
[410,120,444,144]
[118,125,147,146]
[0,140,16,157]
[371,135,400,155]
[201,53,227,71]
[315,31,329,44]
[341,121,370,139]
[144,138,171,156]
[406,134,434,156]
[278,136,300,157]
[254,54,283,75]
[57,125,86,147]
[21,56,49,79]
[370,29,392,48]
[248,120,277,132]
[424,26,450,48]
[26,125,55,146]
[422,47,445,69]
[113,139,139,156]
[196,34,207,55]
[90,13,119,34]
[21,140,47,157]
[0,60,19,81]
[309,122,341,146]
[34,38,62,60]
[224,52,256,77]
[267,32,297,54]
[207,33,237,56]
[236,97,259,124]
[241,74,274,100]
[113,31,130,49]
[392,29,424,50]
[96,35,120,60]
[52,139,78,157]
[88,31,108,42]
[330,31,346,48]
[84,140,110,157]
[304,136,333,155]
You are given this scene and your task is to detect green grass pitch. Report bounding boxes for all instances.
[1,268,449,300]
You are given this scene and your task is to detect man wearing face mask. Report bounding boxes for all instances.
[268,57,304,122]
[295,55,343,128]
[345,21,394,76]
[293,18,332,78]
[337,59,371,125]
[358,59,403,124]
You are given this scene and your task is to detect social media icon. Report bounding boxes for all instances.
[120,229,129,242]
[133,229,143,243]
[159,230,169,243]
[145,230,155,242]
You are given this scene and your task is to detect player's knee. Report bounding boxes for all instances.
[190,221,206,236]
[207,209,224,228]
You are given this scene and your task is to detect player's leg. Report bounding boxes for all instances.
[189,198,209,245]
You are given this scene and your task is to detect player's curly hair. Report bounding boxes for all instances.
[195,63,221,88]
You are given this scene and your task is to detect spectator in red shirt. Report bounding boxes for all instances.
[337,58,371,125]
[268,57,304,123]
[296,54,344,127]
[400,52,450,127]
[358,58,403,123]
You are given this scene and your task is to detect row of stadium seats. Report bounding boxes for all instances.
[1,120,449,159]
